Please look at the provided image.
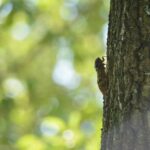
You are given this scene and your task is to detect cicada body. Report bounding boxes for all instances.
[95,57,108,96]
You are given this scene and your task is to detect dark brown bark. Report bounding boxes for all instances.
[101,0,150,150]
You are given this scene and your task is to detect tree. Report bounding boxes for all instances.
[100,0,150,150]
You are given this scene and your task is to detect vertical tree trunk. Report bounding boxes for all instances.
[101,0,150,150]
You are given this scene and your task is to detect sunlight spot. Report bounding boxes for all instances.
[53,38,80,89]
[11,22,30,41]
[0,0,2,6]
[3,78,26,98]
[63,130,75,148]
[0,3,13,23]
[40,117,64,137]
[63,129,74,140]
[52,59,81,89]
[95,89,103,105]
[40,122,59,137]
[101,23,108,48]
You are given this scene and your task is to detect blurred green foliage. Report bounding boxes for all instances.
[0,0,109,149]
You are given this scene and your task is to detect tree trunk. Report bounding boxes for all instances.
[101,0,150,150]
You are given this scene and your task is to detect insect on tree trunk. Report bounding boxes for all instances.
[100,0,150,150]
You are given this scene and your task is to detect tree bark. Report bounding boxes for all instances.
[101,0,150,150]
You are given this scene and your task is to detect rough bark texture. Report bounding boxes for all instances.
[101,0,150,150]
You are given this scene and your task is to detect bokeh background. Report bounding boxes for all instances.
[0,0,109,149]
